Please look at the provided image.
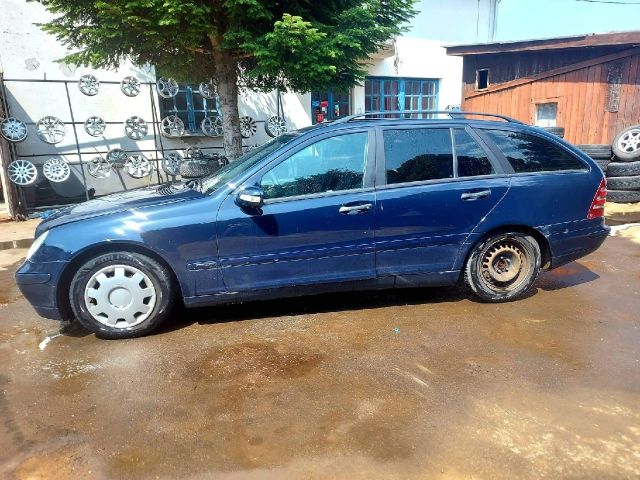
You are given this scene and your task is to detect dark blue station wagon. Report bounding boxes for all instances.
[16,112,609,339]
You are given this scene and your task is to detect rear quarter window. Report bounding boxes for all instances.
[482,129,586,173]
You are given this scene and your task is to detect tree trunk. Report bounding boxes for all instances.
[211,45,243,161]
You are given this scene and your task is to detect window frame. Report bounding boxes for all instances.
[375,124,506,190]
[475,69,490,91]
[474,126,590,176]
[364,77,439,117]
[252,128,376,205]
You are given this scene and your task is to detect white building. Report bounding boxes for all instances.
[0,0,497,215]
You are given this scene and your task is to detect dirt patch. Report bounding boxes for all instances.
[0,261,23,306]
[192,341,325,387]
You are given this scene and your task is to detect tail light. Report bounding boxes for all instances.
[587,177,607,219]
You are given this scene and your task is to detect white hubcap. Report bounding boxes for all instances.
[84,265,156,328]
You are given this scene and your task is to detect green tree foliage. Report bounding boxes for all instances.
[35,0,417,159]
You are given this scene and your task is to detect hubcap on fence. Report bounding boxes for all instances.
[84,265,157,328]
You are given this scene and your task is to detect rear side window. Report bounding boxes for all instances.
[453,129,494,177]
[383,128,453,184]
[483,129,585,173]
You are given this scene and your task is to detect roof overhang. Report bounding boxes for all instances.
[446,30,640,56]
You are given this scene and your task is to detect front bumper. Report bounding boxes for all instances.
[14,260,68,320]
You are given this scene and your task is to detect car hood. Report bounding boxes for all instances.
[35,183,203,237]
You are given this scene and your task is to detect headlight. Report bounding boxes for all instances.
[26,230,49,261]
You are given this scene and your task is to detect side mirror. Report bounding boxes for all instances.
[235,186,264,209]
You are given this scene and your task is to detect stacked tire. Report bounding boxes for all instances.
[578,144,612,173]
[608,125,640,204]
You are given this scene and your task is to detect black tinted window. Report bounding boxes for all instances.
[454,129,494,177]
[261,132,367,199]
[484,130,585,173]
[384,128,453,184]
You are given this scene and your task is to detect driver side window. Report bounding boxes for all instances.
[261,132,368,200]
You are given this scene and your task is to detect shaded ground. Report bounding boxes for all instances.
[0,235,639,479]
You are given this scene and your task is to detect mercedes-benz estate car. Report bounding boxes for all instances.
[16,111,609,339]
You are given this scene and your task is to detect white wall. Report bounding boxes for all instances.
[354,37,464,113]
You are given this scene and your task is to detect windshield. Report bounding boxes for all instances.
[200,134,298,194]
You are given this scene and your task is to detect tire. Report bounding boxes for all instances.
[577,144,612,160]
[464,232,541,303]
[179,160,216,178]
[607,190,640,204]
[595,159,611,172]
[612,125,640,162]
[541,126,565,138]
[607,161,640,177]
[606,175,640,191]
[69,252,174,339]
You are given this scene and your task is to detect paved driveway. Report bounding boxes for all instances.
[0,234,639,479]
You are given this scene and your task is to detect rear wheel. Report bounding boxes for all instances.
[464,232,541,303]
[69,252,174,339]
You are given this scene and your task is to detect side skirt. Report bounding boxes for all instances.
[182,270,461,308]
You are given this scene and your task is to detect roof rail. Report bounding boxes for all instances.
[332,110,523,124]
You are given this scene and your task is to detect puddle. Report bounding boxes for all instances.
[0,238,32,251]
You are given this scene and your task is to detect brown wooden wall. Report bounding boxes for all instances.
[460,48,640,145]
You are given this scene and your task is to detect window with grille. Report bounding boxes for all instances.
[158,84,219,135]
[364,78,439,118]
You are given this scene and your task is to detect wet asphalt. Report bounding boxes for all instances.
[0,235,639,479]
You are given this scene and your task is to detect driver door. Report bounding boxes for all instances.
[215,129,376,292]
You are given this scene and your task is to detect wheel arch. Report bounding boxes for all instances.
[56,241,184,321]
[460,225,552,276]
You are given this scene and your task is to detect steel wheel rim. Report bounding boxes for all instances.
[479,240,531,293]
[84,264,157,328]
[617,128,640,153]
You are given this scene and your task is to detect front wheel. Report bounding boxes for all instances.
[464,232,541,303]
[69,252,174,339]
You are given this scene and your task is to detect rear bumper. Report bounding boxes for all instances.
[548,223,609,269]
[14,260,67,321]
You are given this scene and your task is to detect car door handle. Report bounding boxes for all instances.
[461,189,492,201]
[339,203,373,214]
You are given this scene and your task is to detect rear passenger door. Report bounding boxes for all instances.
[374,126,510,276]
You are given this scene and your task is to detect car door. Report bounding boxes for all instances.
[374,125,511,277]
[216,129,376,292]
